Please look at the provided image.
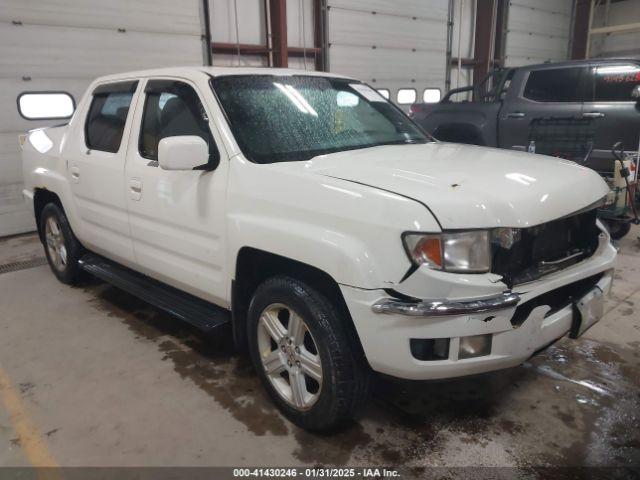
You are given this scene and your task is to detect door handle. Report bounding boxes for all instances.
[70,166,80,183]
[583,111,605,119]
[129,178,142,201]
[506,112,526,119]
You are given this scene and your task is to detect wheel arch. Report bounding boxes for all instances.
[232,247,366,359]
[33,188,64,242]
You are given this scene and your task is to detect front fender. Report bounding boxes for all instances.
[226,157,440,289]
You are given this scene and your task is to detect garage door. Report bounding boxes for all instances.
[0,0,205,237]
[327,0,448,109]
[505,0,573,67]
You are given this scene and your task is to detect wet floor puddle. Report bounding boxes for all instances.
[85,283,640,470]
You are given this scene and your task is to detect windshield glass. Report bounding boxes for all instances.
[211,75,430,164]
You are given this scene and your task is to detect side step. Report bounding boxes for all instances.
[79,253,230,332]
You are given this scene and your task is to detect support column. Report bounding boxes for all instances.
[571,0,592,59]
[269,0,288,67]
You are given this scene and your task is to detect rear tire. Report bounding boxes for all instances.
[40,203,84,284]
[247,276,370,431]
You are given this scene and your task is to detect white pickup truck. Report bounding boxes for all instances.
[21,67,616,431]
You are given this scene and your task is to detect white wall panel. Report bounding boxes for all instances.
[327,0,449,106]
[0,24,202,79]
[210,0,266,45]
[329,0,448,20]
[0,78,89,134]
[0,0,204,236]
[0,0,201,35]
[287,0,314,48]
[504,0,573,67]
[590,0,640,59]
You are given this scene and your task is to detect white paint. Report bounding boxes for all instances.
[22,66,618,380]
[158,136,210,171]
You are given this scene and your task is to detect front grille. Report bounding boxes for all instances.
[491,209,601,287]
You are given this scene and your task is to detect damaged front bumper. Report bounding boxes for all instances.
[371,291,521,317]
[341,236,617,381]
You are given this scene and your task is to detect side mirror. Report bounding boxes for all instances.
[158,136,211,171]
[632,85,640,101]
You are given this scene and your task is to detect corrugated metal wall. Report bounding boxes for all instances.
[0,0,205,237]
[0,0,584,237]
[326,0,449,105]
[590,0,640,59]
[504,0,573,66]
[210,0,269,66]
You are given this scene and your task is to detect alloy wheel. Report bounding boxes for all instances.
[44,216,67,272]
[257,303,323,410]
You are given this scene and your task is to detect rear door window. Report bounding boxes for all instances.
[523,67,586,103]
[85,81,138,153]
[589,64,640,102]
[139,80,216,162]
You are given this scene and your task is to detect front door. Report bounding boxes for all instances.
[124,78,229,305]
[67,80,139,265]
[582,62,640,174]
[498,66,587,154]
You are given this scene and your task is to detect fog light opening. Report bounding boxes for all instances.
[459,334,492,359]
[410,338,450,361]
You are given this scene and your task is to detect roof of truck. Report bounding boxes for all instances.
[513,58,639,70]
[94,66,355,83]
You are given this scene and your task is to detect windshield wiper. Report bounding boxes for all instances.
[373,139,424,147]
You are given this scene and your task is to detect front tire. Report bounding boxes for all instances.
[40,203,84,284]
[603,218,631,240]
[247,276,370,431]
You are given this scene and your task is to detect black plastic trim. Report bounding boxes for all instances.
[93,80,139,96]
[79,253,230,331]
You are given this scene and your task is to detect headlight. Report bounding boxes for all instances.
[403,231,492,273]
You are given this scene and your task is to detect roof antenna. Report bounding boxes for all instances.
[301,0,307,70]
[233,0,241,66]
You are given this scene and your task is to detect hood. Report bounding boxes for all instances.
[289,142,609,229]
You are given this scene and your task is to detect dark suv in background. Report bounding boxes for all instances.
[410,59,640,174]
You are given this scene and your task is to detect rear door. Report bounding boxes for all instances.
[498,66,587,152]
[67,80,139,265]
[124,78,229,305]
[582,62,640,174]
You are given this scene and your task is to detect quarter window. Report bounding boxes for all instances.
[139,80,216,162]
[397,88,417,104]
[590,64,640,102]
[85,81,138,153]
[523,68,586,102]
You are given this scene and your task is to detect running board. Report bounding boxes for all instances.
[79,253,230,332]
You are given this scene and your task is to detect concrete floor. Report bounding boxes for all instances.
[0,228,638,473]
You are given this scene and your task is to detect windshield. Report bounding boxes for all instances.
[211,75,430,164]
